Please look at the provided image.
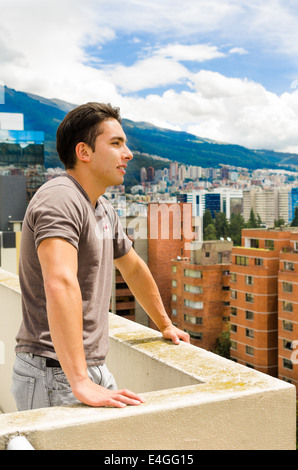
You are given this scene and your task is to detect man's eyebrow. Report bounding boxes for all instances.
[109,135,128,143]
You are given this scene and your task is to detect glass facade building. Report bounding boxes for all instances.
[0,130,44,166]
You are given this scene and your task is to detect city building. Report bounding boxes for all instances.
[170,239,232,350]
[0,112,45,202]
[243,187,290,227]
[288,187,298,223]
[278,231,298,389]
[147,202,198,327]
[230,229,293,378]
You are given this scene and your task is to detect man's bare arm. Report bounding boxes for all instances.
[114,247,190,344]
[37,237,144,407]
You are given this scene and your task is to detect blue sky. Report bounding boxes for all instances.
[1,0,298,154]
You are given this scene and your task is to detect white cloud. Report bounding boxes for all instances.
[1,0,298,155]
[121,71,298,154]
[155,44,226,62]
[104,56,191,94]
[229,47,248,55]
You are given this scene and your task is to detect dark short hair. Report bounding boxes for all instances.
[56,102,122,169]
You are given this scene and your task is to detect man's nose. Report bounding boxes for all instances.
[123,146,133,160]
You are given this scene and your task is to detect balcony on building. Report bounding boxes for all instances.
[0,268,296,450]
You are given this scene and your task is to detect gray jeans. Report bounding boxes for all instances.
[11,352,117,411]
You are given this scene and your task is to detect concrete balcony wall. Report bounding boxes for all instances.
[0,268,296,450]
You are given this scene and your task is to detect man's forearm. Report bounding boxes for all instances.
[118,255,172,332]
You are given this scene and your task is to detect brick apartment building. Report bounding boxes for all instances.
[147,202,198,329]
[170,240,232,350]
[230,228,298,393]
[278,231,298,389]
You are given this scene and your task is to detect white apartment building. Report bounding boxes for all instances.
[243,187,290,227]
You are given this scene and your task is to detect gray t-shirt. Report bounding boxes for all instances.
[16,174,132,366]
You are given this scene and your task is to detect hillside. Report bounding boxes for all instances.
[1,86,298,174]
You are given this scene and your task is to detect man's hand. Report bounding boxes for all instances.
[72,377,145,408]
[161,324,190,345]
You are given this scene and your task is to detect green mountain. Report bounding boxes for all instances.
[1,86,298,174]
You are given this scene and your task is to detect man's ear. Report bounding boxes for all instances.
[75,142,92,163]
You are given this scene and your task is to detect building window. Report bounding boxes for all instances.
[184,314,203,325]
[230,341,237,350]
[283,359,293,370]
[231,307,237,316]
[172,294,177,302]
[284,261,294,271]
[231,324,237,333]
[184,284,202,294]
[231,290,237,300]
[172,280,177,287]
[245,310,254,321]
[235,256,249,266]
[255,258,263,266]
[246,346,254,356]
[265,240,274,250]
[218,252,222,263]
[222,285,230,291]
[185,329,203,340]
[172,308,177,317]
[230,272,237,282]
[246,328,254,338]
[283,282,293,293]
[283,339,293,351]
[283,320,293,332]
[184,299,203,309]
[184,269,202,278]
[172,265,177,273]
[245,293,254,303]
[283,301,293,312]
[245,275,254,285]
[250,239,259,248]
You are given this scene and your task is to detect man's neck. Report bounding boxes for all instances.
[66,169,106,207]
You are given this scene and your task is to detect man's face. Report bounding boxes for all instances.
[90,118,133,187]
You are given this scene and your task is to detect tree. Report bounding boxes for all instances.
[274,218,285,228]
[229,213,245,246]
[203,209,213,230]
[291,206,298,227]
[215,211,229,239]
[214,326,231,359]
[246,208,262,228]
[204,223,217,240]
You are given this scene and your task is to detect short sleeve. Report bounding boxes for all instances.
[97,197,132,259]
[28,185,85,251]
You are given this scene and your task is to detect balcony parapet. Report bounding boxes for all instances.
[0,268,296,450]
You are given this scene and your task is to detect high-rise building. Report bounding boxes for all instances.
[230,229,292,377]
[147,202,197,327]
[288,187,298,223]
[278,231,298,389]
[243,187,290,227]
[171,240,232,350]
[0,112,45,201]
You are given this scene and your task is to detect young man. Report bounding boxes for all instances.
[12,102,190,411]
